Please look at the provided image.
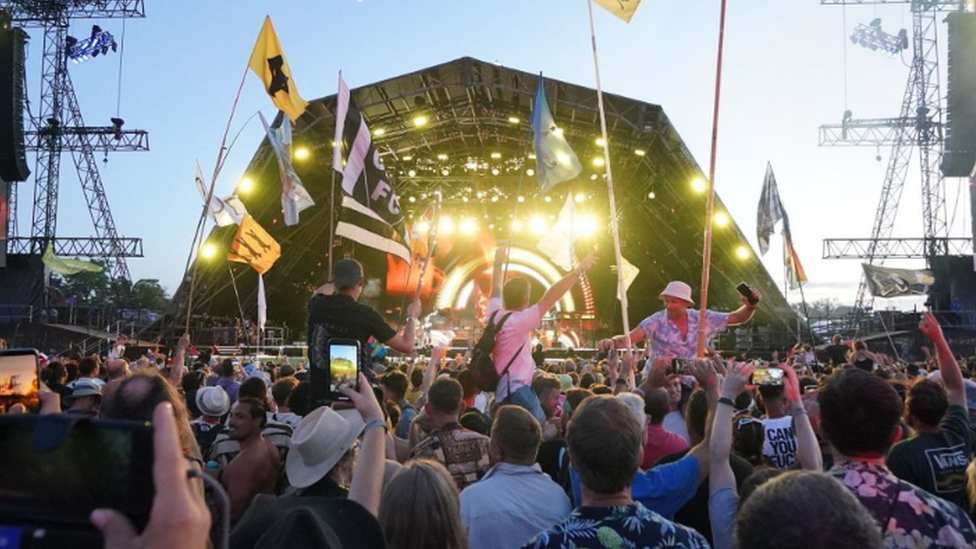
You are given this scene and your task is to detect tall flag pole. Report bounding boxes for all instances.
[585,0,631,352]
[696,0,730,357]
[413,192,442,304]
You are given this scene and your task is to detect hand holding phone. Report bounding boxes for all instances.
[736,282,760,306]
[750,367,784,386]
[0,349,41,414]
[670,358,690,375]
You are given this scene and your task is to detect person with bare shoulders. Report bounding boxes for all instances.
[218,397,281,522]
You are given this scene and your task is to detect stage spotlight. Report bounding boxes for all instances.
[529,216,547,234]
[491,195,499,202]
[577,215,597,236]
[714,211,729,228]
[437,153,448,160]
[517,196,525,203]
[462,196,469,203]
[408,196,416,203]
[590,174,598,181]
[441,169,450,176]
[415,221,430,233]
[440,217,455,234]
[575,193,586,203]
[492,168,500,176]
[490,152,502,159]
[512,220,523,233]
[691,177,707,194]
[592,157,605,167]
[595,137,606,147]
[293,146,310,161]
[488,223,496,230]
[373,128,386,136]
[465,161,479,170]
[527,153,537,160]
[552,127,564,137]
[237,176,255,195]
[402,155,413,161]
[647,191,656,199]
[735,245,751,260]
[526,168,535,176]
[412,114,429,128]
[408,169,417,177]
[556,152,571,165]
[634,149,646,156]
[544,196,552,203]
[460,218,478,235]
[200,242,218,260]
[508,116,520,124]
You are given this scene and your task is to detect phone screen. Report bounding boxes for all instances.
[0,350,40,414]
[751,367,784,386]
[0,415,154,534]
[328,341,360,401]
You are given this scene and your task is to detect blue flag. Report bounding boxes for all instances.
[532,76,583,193]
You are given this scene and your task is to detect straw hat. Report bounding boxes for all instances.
[286,407,365,488]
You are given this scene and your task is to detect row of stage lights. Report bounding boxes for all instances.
[415,213,600,237]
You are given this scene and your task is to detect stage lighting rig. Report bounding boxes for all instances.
[66,25,118,64]
[850,19,908,56]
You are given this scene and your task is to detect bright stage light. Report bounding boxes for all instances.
[647,191,656,199]
[517,196,525,203]
[714,212,729,228]
[415,221,430,233]
[595,137,606,147]
[512,220,523,232]
[529,216,547,234]
[508,116,520,124]
[691,177,708,194]
[592,157,605,168]
[441,169,450,176]
[437,153,448,161]
[408,169,417,177]
[576,215,597,236]
[412,115,429,128]
[408,196,416,203]
[552,127,564,137]
[440,217,455,234]
[237,176,255,195]
[544,196,552,203]
[462,196,470,203]
[735,245,751,260]
[402,155,413,161]
[556,152,570,165]
[293,146,310,161]
[575,193,586,203]
[373,128,386,136]
[490,152,502,159]
[634,149,646,156]
[491,195,499,202]
[526,168,535,176]
[200,242,218,260]
[527,153,536,160]
[460,218,478,235]
[491,168,500,176]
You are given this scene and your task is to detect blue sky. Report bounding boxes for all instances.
[10,0,970,311]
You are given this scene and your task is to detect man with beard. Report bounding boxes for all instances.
[218,397,281,522]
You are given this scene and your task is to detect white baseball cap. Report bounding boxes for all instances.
[659,281,694,305]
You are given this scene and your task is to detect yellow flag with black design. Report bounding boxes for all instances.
[227,215,281,275]
[248,16,308,122]
[592,0,643,23]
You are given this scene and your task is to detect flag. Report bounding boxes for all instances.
[259,112,314,226]
[332,72,411,263]
[257,273,267,332]
[756,162,785,256]
[248,16,308,122]
[227,215,281,274]
[862,264,934,298]
[532,76,583,193]
[616,255,640,301]
[537,193,577,271]
[195,161,248,227]
[42,244,103,276]
[784,236,808,290]
[592,0,644,23]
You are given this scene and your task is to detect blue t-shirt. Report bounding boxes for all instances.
[569,454,701,519]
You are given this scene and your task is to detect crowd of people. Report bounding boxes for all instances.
[6,253,976,549]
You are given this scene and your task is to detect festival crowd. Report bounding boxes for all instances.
[6,251,976,549]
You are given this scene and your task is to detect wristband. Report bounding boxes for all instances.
[364,418,388,434]
[718,396,735,408]
[788,406,807,417]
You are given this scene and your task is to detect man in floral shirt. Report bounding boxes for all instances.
[819,365,976,548]
[523,395,708,549]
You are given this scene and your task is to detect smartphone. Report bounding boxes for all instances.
[0,349,40,414]
[736,282,759,306]
[671,358,691,375]
[328,339,361,402]
[0,415,154,549]
[751,367,784,386]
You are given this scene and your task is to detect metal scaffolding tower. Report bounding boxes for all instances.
[819,0,967,326]
[0,0,147,280]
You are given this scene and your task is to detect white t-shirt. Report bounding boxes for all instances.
[486,297,542,402]
[762,415,797,469]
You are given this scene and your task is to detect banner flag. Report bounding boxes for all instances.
[862,264,934,298]
[259,112,315,226]
[42,244,103,276]
[757,162,785,256]
[532,76,583,193]
[784,235,808,290]
[617,255,640,301]
[592,0,644,23]
[537,193,577,271]
[257,273,267,332]
[333,72,411,263]
[195,161,247,227]
[248,16,308,122]
[227,215,281,274]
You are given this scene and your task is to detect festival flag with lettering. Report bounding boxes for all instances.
[532,76,583,194]
[537,193,577,271]
[227,215,281,274]
[332,72,411,263]
[259,112,314,226]
[257,273,267,332]
[756,162,785,256]
[862,264,934,298]
[195,161,248,227]
[248,16,308,122]
[42,244,103,276]
[591,0,644,23]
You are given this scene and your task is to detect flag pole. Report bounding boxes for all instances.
[696,0,730,357]
[183,64,251,335]
[586,0,631,353]
[413,192,442,306]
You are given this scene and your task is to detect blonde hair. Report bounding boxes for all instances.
[379,459,466,549]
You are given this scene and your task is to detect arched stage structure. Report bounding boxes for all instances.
[168,57,794,351]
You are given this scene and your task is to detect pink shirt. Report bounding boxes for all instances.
[486,297,542,401]
[642,423,690,470]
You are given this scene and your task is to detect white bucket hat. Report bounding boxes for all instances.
[196,386,231,417]
[659,281,694,305]
[286,407,366,489]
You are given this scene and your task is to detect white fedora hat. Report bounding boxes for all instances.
[659,281,694,305]
[286,406,366,489]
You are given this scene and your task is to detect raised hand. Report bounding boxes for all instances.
[720,361,755,400]
[919,311,945,343]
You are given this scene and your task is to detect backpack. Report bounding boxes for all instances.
[470,310,523,392]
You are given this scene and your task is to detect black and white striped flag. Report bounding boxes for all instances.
[332,73,411,263]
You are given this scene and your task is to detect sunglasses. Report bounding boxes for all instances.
[736,417,763,430]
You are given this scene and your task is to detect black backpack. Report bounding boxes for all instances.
[470,310,523,392]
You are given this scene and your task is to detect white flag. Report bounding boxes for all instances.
[756,162,785,256]
[616,255,640,301]
[537,193,576,271]
[195,161,247,226]
[257,273,267,332]
[259,112,315,226]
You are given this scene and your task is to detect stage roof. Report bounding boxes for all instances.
[173,56,792,340]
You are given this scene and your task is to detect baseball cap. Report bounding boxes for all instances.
[71,378,102,398]
[659,281,694,305]
[333,258,364,289]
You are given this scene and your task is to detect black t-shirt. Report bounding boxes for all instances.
[657,448,755,545]
[307,293,397,373]
[825,344,849,366]
[887,404,973,511]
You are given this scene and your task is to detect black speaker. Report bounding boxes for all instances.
[943,13,976,178]
[0,28,29,183]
